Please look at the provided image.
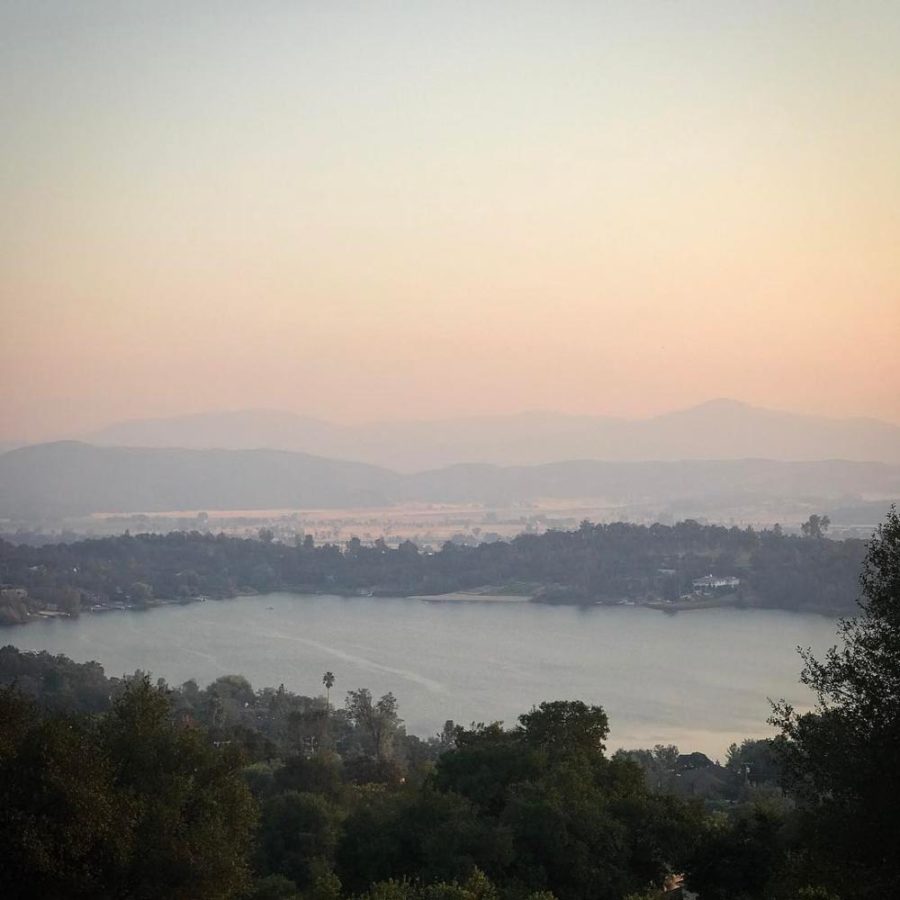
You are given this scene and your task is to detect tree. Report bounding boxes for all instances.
[687,798,788,900]
[771,507,900,897]
[800,515,830,539]
[437,720,457,750]
[0,689,128,898]
[432,705,700,900]
[345,689,402,762]
[724,738,780,785]
[352,868,505,900]
[256,791,341,890]
[58,586,82,617]
[129,581,153,607]
[245,874,303,899]
[518,700,609,757]
[323,671,335,709]
[613,745,679,793]
[100,677,258,898]
[0,678,257,899]
[337,789,504,893]
[274,754,344,799]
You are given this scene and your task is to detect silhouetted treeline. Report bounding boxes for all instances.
[0,635,888,900]
[1,645,702,899]
[0,519,866,624]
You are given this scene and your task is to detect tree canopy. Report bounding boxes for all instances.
[0,678,257,900]
[0,518,867,625]
[771,507,900,897]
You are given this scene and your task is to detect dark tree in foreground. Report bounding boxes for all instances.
[771,507,900,898]
[518,699,609,757]
[432,701,701,900]
[0,678,257,900]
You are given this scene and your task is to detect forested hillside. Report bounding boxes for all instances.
[0,519,866,624]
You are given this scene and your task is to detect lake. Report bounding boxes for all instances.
[9,594,839,758]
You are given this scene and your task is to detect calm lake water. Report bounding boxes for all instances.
[9,594,839,758]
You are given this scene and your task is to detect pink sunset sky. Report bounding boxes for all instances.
[2,2,899,441]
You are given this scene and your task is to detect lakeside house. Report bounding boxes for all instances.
[692,574,740,592]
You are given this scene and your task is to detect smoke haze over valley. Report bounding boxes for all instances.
[78,399,900,469]
[4,399,898,529]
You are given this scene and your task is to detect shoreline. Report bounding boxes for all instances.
[412,591,532,604]
[2,587,845,629]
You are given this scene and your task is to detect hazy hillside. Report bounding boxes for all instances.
[82,400,900,469]
[2,441,899,519]
[398,458,900,506]
[0,442,399,518]
[85,410,339,455]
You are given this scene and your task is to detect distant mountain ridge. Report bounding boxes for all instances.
[1,441,899,519]
[80,400,900,469]
[0,442,398,518]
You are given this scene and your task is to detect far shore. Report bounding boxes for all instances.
[2,586,840,629]
[409,587,746,612]
[412,591,533,604]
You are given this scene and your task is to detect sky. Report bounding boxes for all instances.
[2,1,899,441]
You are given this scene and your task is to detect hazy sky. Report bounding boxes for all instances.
[2,1,899,440]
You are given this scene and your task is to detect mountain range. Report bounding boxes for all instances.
[80,399,900,470]
[2,400,898,519]
[1,441,899,519]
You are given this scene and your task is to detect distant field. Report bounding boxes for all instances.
[0,495,882,548]
[85,499,627,547]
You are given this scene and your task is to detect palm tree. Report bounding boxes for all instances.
[322,671,335,710]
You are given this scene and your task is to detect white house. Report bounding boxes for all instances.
[692,574,740,591]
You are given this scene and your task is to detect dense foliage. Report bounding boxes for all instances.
[0,518,865,624]
[1,652,699,900]
[0,678,256,900]
[770,508,900,898]
[1,510,896,899]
